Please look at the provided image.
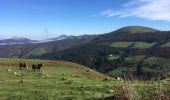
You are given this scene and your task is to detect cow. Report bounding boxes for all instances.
[32,63,44,71]
[19,62,28,70]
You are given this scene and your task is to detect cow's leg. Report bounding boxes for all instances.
[26,66,28,70]
[32,68,35,72]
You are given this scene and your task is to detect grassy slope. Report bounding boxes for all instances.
[125,56,170,67]
[111,42,155,48]
[0,58,170,100]
[0,58,111,100]
[115,26,159,34]
[108,55,170,77]
[107,55,120,61]
[24,48,47,57]
[161,42,170,47]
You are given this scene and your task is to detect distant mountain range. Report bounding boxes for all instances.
[0,35,95,45]
[0,35,96,57]
[43,34,95,42]
[0,37,39,45]
[48,35,78,41]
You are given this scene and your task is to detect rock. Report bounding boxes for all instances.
[13,72,17,75]
[18,73,21,76]
[80,85,87,90]
[111,78,116,80]
[86,70,90,72]
[61,77,66,80]
[71,74,79,77]
[7,69,11,72]
[103,77,111,81]
[117,77,123,81]
[61,73,66,76]
[107,89,115,93]
[20,78,24,83]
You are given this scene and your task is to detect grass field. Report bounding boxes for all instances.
[111,42,155,48]
[24,48,47,57]
[161,42,170,47]
[125,55,170,67]
[125,55,146,63]
[0,58,170,100]
[107,55,120,61]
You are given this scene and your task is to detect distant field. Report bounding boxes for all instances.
[107,55,120,60]
[0,58,170,100]
[108,55,170,79]
[125,55,146,63]
[111,42,155,48]
[161,42,170,47]
[111,42,134,48]
[108,55,146,62]
[108,67,130,77]
[126,55,170,67]
[24,48,47,57]
[144,56,170,67]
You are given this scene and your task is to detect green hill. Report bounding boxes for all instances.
[111,42,156,48]
[114,26,159,34]
[0,58,110,99]
[0,58,170,99]
[40,26,170,80]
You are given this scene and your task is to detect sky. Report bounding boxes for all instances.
[0,0,170,40]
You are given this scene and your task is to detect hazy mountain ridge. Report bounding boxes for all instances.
[0,35,96,45]
[44,34,95,42]
[0,37,40,45]
[0,35,96,57]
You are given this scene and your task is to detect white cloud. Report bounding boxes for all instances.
[99,9,121,17]
[99,0,170,22]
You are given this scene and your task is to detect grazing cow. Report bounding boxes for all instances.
[19,62,28,70]
[32,63,44,71]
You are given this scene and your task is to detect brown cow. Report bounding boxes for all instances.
[19,62,28,70]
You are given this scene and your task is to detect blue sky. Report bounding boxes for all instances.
[0,0,170,40]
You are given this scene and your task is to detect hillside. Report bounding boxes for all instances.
[0,58,169,99]
[0,58,109,99]
[114,26,159,34]
[40,26,170,80]
[0,35,95,58]
[0,37,39,45]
